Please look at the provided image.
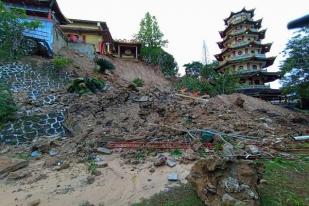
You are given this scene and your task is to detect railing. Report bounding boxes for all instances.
[238,84,271,90]
[220,53,266,65]
[235,69,266,74]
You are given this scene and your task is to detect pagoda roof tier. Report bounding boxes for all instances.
[237,87,283,100]
[216,55,276,70]
[217,29,266,49]
[224,8,255,25]
[219,19,262,38]
[215,41,272,61]
[236,70,281,83]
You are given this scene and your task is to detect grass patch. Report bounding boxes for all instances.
[52,56,72,70]
[259,156,309,206]
[132,78,145,87]
[67,78,105,95]
[132,184,204,206]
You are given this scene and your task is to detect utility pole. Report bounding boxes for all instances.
[202,40,209,65]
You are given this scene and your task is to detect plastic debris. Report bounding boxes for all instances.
[167,172,178,181]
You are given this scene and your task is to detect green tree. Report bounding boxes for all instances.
[137,12,178,77]
[184,61,204,77]
[177,60,238,96]
[0,1,40,61]
[136,12,168,48]
[280,28,309,109]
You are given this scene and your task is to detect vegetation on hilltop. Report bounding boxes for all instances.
[136,12,178,77]
[280,28,309,109]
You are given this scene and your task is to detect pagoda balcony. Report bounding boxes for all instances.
[220,53,266,65]
[238,84,271,89]
[235,68,267,74]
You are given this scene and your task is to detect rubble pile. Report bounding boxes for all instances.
[64,81,308,154]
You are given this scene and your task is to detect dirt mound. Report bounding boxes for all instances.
[104,56,171,90]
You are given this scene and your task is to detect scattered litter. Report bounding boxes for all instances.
[48,148,59,156]
[167,173,178,181]
[292,135,309,141]
[166,159,177,167]
[31,151,42,158]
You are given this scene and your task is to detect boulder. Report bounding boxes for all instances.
[187,155,263,206]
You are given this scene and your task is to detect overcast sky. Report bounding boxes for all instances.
[58,0,309,88]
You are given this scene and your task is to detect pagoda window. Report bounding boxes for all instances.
[239,66,244,70]
[238,51,243,55]
[252,65,257,70]
[245,48,248,54]
[251,50,255,54]
[254,80,260,85]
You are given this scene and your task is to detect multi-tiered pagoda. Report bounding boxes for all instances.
[215,8,282,100]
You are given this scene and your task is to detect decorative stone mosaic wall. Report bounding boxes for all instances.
[0,63,71,144]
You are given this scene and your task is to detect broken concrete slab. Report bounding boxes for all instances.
[96,147,112,155]
[0,156,29,179]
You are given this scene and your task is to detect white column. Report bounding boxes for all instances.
[135,46,138,59]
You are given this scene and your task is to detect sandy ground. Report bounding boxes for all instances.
[0,154,193,206]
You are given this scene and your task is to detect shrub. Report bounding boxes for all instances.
[96,58,115,73]
[132,78,145,87]
[52,56,72,70]
[0,84,17,123]
[141,47,178,77]
[67,78,105,94]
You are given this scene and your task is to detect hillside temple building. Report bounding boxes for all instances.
[215,8,282,101]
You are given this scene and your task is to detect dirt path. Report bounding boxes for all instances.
[0,154,193,206]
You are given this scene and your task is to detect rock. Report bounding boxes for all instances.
[154,155,167,167]
[0,157,29,179]
[7,170,31,180]
[246,145,260,155]
[96,147,112,155]
[234,96,245,108]
[188,155,263,206]
[95,161,108,168]
[222,193,237,205]
[54,161,70,171]
[166,159,177,168]
[222,143,235,159]
[221,177,241,193]
[167,173,178,181]
[86,176,95,184]
[133,96,149,102]
[31,138,52,153]
[27,199,40,206]
[48,148,59,156]
[149,167,155,173]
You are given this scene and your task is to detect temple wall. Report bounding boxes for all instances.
[68,42,96,60]
[52,25,68,54]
